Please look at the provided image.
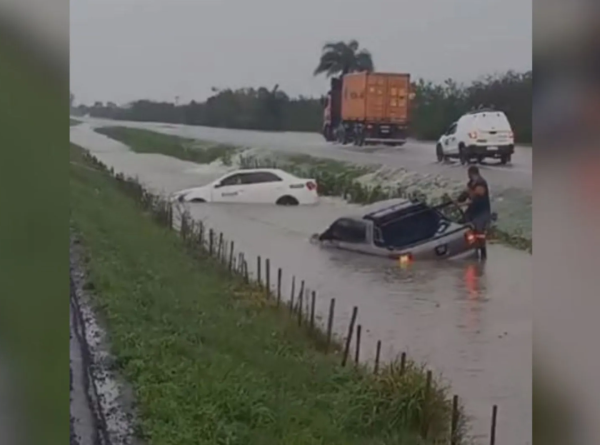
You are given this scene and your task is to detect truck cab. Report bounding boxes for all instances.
[322,94,333,141]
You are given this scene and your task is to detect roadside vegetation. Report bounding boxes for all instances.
[70,118,81,126]
[70,143,469,445]
[70,40,531,143]
[94,126,531,252]
[94,126,239,165]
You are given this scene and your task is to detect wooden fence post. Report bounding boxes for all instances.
[310,291,316,329]
[490,405,498,445]
[341,307,358,367]
[326,298,335,353]
[265,259,271,298]
[257,256,262,286]
[451,395,459,445]
[354,325,362,365]
[228,242,235,272]
[374,340,381,374]
[289,276,295,314]
[276,268,282,306]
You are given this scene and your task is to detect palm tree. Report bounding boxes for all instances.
[313,40,375,77]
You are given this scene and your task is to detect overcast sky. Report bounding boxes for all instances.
[70,0,532,105]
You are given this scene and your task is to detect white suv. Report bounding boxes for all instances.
[436,109,515,165]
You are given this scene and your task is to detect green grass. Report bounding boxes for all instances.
[94,126,239,165]
[70,144,466,445]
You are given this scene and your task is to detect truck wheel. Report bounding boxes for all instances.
[436,144,445,162]
[342,133,349,145]
[355,130,363,146]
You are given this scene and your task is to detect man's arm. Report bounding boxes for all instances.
[457,189,470,203]
[471,185,487,196]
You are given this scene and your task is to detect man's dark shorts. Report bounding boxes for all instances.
[471,212,492,233]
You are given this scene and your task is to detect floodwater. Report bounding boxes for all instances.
[71,124,532,445]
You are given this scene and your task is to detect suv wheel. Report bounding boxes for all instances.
[436,144,445,162]
[500,154,511,165]
[459,145,468,165]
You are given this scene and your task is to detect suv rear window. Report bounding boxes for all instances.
[473,112,511,131]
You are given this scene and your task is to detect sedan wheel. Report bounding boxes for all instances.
[276,196,299,206]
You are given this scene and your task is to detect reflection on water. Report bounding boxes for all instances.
[71,125,531,445]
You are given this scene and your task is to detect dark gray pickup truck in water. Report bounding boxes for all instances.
[311,199,481,262]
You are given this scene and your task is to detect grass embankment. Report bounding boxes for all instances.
[70,118,81,126]
[95,126,239,165]
[70,143,466,445]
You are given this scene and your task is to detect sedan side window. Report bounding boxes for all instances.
[242,172,283,184]
[219,174,243,187]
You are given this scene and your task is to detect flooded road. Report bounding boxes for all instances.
[71,124,531,444]
[81,117,532,190]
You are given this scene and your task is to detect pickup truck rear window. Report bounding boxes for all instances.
[378,209,440,248]
[329,218,367,243]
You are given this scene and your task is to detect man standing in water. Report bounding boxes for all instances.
[457,165,491,260]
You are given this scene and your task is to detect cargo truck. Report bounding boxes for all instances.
[321,72,411,146]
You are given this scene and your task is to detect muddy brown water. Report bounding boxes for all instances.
[71,125,531,444]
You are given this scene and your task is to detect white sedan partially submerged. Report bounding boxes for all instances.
[172,168,319,205]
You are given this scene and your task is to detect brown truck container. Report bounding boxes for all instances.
[341,72,410,123]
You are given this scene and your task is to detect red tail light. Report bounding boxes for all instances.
[465,230,476,244]
[398,253,413,265]
[306,181,317,191]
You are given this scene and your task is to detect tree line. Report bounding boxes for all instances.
[72,40,531,142]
